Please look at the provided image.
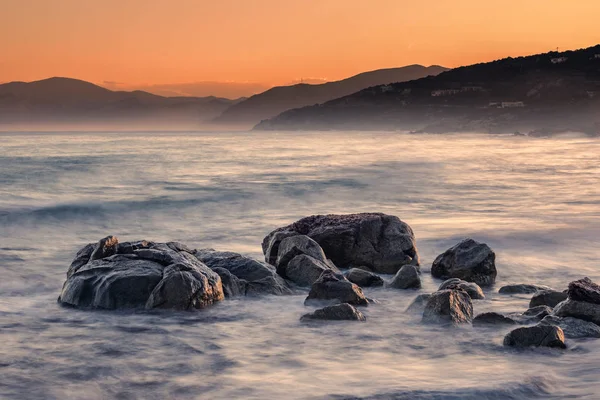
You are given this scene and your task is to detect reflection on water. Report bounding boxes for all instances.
[0,131,599,399]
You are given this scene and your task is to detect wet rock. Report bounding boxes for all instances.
[540,315,600,339]
[431,238,496,287]
[567,277,600,304]
[499,284,553,294]
[195,249,292,296]
[345,268,384,287]
[212,267,248,297]
[406,293,431,313]
[67,243,95,277]
[388,265,421,289]
[275,235,329,272]
[284,254,334,287]
[262,213,419,274]
[522,305,553,320]
[263,230,299,266]
[529,290,568,308]
[553,299,600,326]
[438,278,485,299]
[300,303,366,322]
[305,270,369,306]
[503,325,566,348]
[59,238,224,310]
[473,312,517,325]
[422,289,473,325]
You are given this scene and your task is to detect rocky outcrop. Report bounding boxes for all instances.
[422,289,473,325]
[499,284,553,294]
[567,277,600,304]
[551,278,600,326]
[405,294,431,313]
[529,290,568,308]
[195,249,293,296]
[431,238,496,287]
[388,265,421,289]
[59,238,224,310]
[305,270,369,306]
[473,312,517,325]
[438,278,485,299]
[345,268,384,287]
[540,315,600,339]
[262,213,419,274]
[503,325,566,348]
[300,303,366,322]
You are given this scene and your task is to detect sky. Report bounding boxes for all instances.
[1,0,599,97]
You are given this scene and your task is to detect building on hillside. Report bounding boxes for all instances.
[461,86,483,92]
[501,101,525,108]
[431,89,460,97]
[551,57,568,64]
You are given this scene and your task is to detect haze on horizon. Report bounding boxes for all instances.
[1,0,599,98]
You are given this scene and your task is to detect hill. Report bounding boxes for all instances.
[214,65,448,128]
[255,45,600,136]
[0,77,242,130]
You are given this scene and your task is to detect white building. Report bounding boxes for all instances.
[501,101,525,108]
[551,57,568,64]
[431,89,460,97]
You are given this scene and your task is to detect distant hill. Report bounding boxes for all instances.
[0,77,242,130]
[214,65,448,128]
[255,45,600,136]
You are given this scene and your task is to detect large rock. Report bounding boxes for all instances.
[262,213,419,274]
[345,268,384,287]
[285,254,337,287]
[540,315,600,339]
[503,325,566,348]
[499,284,553,294]
[275,235,328,272]
[567,277,600,304]
[529,290,568,308]
[405,293,431,313]
[438,278,484,299]
[305,270,369,306]
[422,289,473,325]
[553,299,600,326]
[388,265,421,289]
[212,267,247,298]
[59,238,224,310]
[195,249,292,296]
[300,303,366,322]
[431,238,496,287]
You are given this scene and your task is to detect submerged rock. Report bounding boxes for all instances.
[406,293,432,313]
[503,325,566,348]
[59,237,224,310]
[540,315,600,339]
[262,213,419,274]
[345,268,384,287]
[499,284,553,294]
[422,289,473,325]
[529,290,568,308]
[305,270,369,306]
[300,303,366,322]
[388,265,421,289]
[567,277,600,304]
[431,238,496,287]
[438,278,485,299]
[473,312,518,325]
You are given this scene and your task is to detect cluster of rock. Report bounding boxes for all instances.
[57,212,600,351]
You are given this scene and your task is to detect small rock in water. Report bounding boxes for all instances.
[422,289,473,325]
[431,238,496,287]
[540,315,600,339]
[499,284,553,294]
[345,268,384,287]
[406,293,432,313]
[553,299,600,326]
[388,265,421,289]
[305,270,369,306]
[503,325,566,348]
[529,290,568,308]
[300,303,366,322]
[473,312,517,325]
[567,277,600,304]
[438,278,485,299]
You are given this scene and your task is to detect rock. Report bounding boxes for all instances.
[499,284,553,294]
[406,294,431,313]
[522,305,553,320]
[422,289,473,325]
[473,312,517,325]
[285,254,336,287]
[275,235,329,271]
[212,267,248,297]
[438,278,485,299]
[300,303,366,322]
[503,325,566,348]
[431,238,496,287]
[345,268,384,287]
[195,249,292,296]
[529,290,568,308]
[567,277,600,304]
[305,270,369,306]
[67,243,95,277]
[263,230,299,265]
[262,213,419,274]
[540,315,600,339]
[388,265,421,289]
[59,238,224,310]
[553,299,600,326]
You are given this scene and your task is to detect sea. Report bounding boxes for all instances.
[1,131,599,399]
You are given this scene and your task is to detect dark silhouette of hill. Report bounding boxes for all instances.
[255,45,600,136]
[214,65,448,127]
[0,77,242,130]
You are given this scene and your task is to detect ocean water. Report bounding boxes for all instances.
[0,131,599,399]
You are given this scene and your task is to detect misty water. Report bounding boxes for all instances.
[1,131,600,399]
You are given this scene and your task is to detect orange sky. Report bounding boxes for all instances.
[1,0,599,96]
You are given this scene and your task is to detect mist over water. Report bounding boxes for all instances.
[1,131,599,399]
